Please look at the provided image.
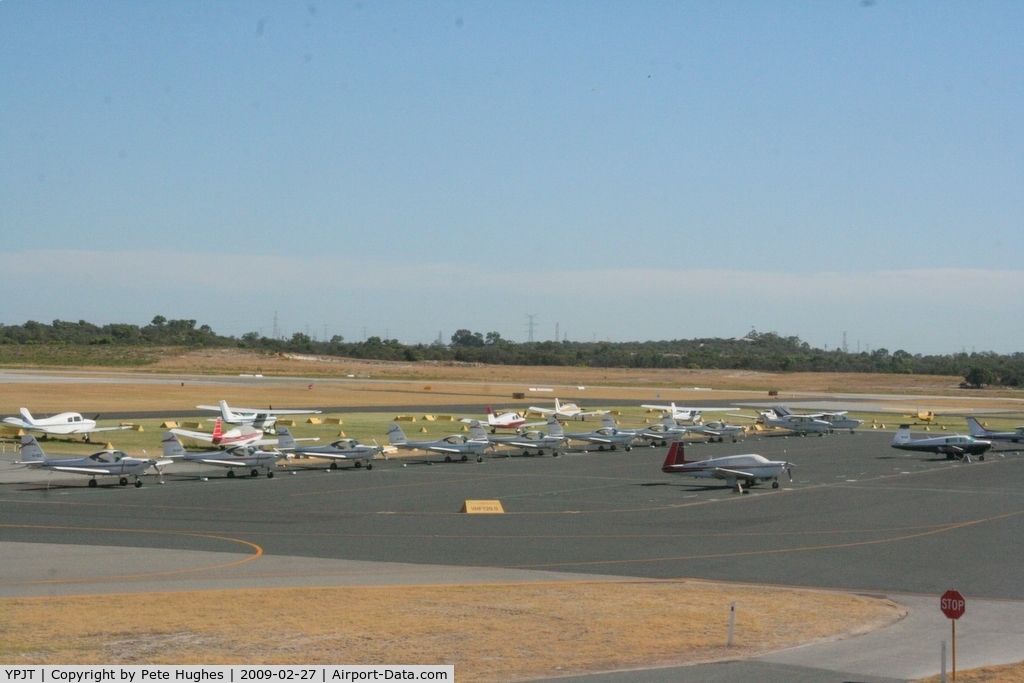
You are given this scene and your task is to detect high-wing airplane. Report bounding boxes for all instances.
[388,421,490,462]
[527,398,607,421]
[17,434,170,488]
[661,440,793,493]
[171,418,273,448]
[966,417,1024,444]
[891,425,991,460]
[563,415,639,451]
[640,402,731,424]
[196,400,321,430]
[276,426,381,470]
[460,407,544,433]
[484,417,567,456]
[3,408,131,442]
[769,406,863,433]
[161,431,284,478]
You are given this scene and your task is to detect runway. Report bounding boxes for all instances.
[2,431,1023,680]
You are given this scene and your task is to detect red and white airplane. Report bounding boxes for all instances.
[527,398,606,422]
[461,407,545,433]
[171,418,275,448]
[661,440,793,493]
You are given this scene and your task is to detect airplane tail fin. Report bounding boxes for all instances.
[212,418,224,442]
[276,426,298,450]
[18,434,46,462]
[19,408,37,426]
[468,420,488,441]
[218,400,234,421]
[546,417,564,437]
[773,405,793,417]
[662,415,677,428]
[965,418,988,437]
[161,431,188,458]
[602,414,617,429]
[661,440,689,471]
[387,423,407,445]
[893,425,912,445]
[485,406,496,425]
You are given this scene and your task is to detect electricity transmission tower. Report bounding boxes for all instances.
[525,314,538,342]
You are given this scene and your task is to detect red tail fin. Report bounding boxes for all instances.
[212,418,224,443]
[662,440,688,471]
[486,406,494,415]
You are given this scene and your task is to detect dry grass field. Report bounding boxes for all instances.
[0,581,904,681]
[916,661,1024,683]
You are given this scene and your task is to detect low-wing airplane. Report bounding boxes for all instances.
[460,407,544,433]
[527,398,606,421]
[563,415,638,452]
[161,431,284,478]
[661,440,793,493]
[276,426,381,470]
[196,400,321,430]
[891,425,991,460]
[388,421,490,462]
[636,415,690,446]
[770,406,863,433]
[484,417,567,456]
[755,408,833,435]
[640,402,731,424]
[3,408,131,442]
[171,418,271,448]
[17,434,170,488]
[685,420,747,443]
[966,418,1024,444]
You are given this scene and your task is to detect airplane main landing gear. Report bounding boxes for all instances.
[772,481,779,489]
[88,478,98,488]
[250,469,259,477]
[444,456,452,463]
[461,455,468,462]
[119,477,129,486]
[227,470,236,478]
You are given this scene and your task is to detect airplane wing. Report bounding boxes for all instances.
[577,410,609,417]
[170,428,214,442]
[528,406,555,416]
[641,404,673,411]
[75,425,133,434]
[224,406,322,416]
[193,458,262,467]
[426,445,466,454]
[710,467,757,483]
[48,465,121,475]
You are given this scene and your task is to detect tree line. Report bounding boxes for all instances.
[1,318,1021,388]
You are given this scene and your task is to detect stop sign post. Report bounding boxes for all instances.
[940,590,966,682]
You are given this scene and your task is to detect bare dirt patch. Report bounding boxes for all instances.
[0,581,903,681]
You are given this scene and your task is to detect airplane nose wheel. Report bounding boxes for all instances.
[134,479,143,488]
[772,481,779,489]
[267,470,274,478]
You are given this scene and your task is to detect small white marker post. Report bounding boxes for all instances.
[727,601,736,646]
[941,641,947,683]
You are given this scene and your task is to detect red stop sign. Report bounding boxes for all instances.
[940,589,966,619]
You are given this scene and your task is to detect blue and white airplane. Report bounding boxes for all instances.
[17,434,169,488]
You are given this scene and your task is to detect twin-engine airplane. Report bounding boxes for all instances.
[276,426,381,470]
[891,425,991,460]
[966,418,1024,444]
[162,431,283,478]
[196,400,321,430]
[483,417,567,456]
[527,398,606,421]
[661,440,793,493]
[17,434,170,488]
[640,402,731,424]
[564,415,639,452]
[4,408,131,441]
[388,421,489,462]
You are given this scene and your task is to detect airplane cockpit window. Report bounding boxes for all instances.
[90,452,112,463]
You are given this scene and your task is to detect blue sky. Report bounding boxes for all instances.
[2,2,1022,353]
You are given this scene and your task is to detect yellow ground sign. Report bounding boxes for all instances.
[461,500,505,514]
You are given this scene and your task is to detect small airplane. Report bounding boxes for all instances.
[769,406,863,433]
[460,407,543,433]
[196,400,321,430]
[966,417,1024,444]
[661,439,793,494]
[17,434,170,488]
[171,418,271,448]
[636,415,690,446]
[753,408,833,435]
[3,408,131,442]
[276,426,381,470]
[685,420,747,443]
[388,421,490,462]
[891,425,992,460]
[563,415,639,452]
[161,431,284,478]
[527,398,606,421]
[640,402,731,424]
[484,417,567,457]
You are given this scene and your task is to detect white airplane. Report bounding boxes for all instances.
[770,406,863,433]
[891,425,991,461]
[196,400,321,430]
[527,398,606,421]
[966,418,1024,444]
[661,440,793,494]
[685,420,747,443]
[17,434,170,488]
[460,407,544,433]
[563,415,639,452]
[276,426,381,470]
[745,408,833,435]
[640,402,731,424]
[161,431,284,478]
[484,417,567,457]
[388,421,490,462]
[3,408,131,442]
